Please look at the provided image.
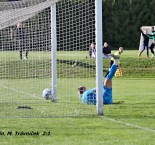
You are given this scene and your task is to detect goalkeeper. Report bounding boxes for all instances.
[78,54,119,105]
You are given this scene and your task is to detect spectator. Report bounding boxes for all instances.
[103,42,111,55]
[15,22,29,60]
[88,42,95,58]
[89,42,112,59]
[138,28,149,58]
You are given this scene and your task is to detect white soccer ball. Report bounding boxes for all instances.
[42,88,52,100]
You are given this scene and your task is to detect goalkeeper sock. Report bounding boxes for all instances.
[106,64,117,80]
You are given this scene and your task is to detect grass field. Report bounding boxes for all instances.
[0,50,155,145]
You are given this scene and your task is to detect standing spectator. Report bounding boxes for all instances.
[15,22,29,60]
[138,27,149,58]
[88,42,95,58]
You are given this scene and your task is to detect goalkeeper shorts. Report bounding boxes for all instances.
[103,86,112,104]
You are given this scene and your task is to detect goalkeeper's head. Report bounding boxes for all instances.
[78,86,87,95]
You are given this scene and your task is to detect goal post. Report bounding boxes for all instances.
[95,0,103,115]
[0,0,103,117]
[51,3,57,102]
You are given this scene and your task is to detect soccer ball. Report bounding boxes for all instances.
[42,88,52,100]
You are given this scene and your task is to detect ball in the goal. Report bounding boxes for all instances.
[42,88,52,100]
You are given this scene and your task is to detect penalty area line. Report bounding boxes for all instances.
[100,116,155,133]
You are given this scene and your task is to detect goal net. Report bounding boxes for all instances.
[0,0,103,118]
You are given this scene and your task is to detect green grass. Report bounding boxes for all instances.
[0,50,155,145]
[1,50,155,78]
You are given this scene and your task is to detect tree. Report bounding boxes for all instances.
[103,0,155,49]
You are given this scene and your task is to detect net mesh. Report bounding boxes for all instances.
[0,0,60,30]
[0,0,97,118]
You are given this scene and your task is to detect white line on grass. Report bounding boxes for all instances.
[118,92,155,96]
[2,85,42,99]
[101,116,155,133]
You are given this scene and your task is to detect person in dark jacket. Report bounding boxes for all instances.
[103,42,111,55]
[138,27,150,58]
[15,22,29,60]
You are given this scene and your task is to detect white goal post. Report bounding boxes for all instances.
[51,3,57,102]
[95,0,103,115]
[0,0,103,117]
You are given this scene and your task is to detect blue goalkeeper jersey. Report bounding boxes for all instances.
[81,88,96,105]
[81,86,112,105]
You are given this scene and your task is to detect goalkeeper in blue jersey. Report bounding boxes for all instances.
[78,54,119,105]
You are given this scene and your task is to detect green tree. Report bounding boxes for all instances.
[103,0,155,49]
